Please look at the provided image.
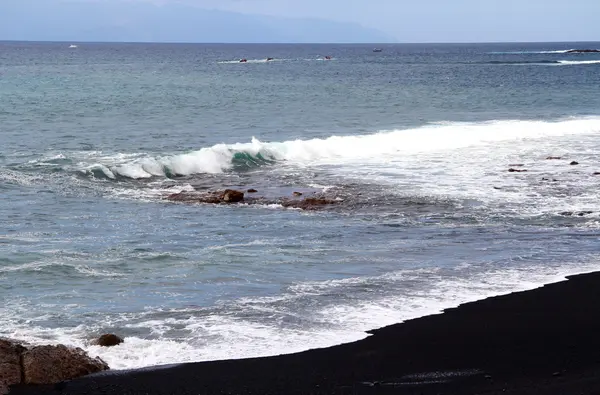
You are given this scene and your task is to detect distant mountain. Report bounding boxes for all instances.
[0,0,395,43]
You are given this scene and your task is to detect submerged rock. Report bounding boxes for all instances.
[282,197,339,210]
[247,188,258,193]
[166,189,342,211]
[166,190,244,205]
[22,345,109,385]
[94,334,123,347]
[559,211,593,217]
[570,161,579,165]
[508,168,527,173]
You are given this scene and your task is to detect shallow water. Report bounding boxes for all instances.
[2,41,600,369]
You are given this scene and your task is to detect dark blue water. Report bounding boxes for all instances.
[1,42,600,368]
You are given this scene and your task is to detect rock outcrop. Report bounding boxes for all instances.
[0,339,109,394]
[0,339,26,395]
[22,345,109,385]
[166,189,342,211]
[167,189,245,205]
[94,334,123,347]
[222,189,244,203]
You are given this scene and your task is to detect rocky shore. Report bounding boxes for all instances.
[0,340,109,395]
[9,271,600,395]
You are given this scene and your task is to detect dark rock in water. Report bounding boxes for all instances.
[94,334,123,347]
[166,190,243,205]
[222,189,244,203]
[566,49,600,53]
[22,345,109,385]
[593,172,600,176]
[570,161,579,166]
[247,189,258,193]
[167,192,188,202]
[493,186,502,190]
[559,211,593,217]
[292,192,303,197]
[201,196,223,204]
[546,156,562,160]
[282,197,338,210]
[166,190,341,211]
[508,168,527,173]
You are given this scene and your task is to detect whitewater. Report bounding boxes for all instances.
[67,117,600,179]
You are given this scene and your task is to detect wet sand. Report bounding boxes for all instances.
[12,271,600,395]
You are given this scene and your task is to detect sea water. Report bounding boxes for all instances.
[1,42,600,369]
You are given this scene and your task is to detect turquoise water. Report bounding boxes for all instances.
[2,42,600,368]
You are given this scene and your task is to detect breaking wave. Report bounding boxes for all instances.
[487,49,576,54]
[480,60,600,66]
[79,117,600,179]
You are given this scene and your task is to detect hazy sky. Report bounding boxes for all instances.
[4,0,600,42]
[148,0,600,42]
[166,0,599,42]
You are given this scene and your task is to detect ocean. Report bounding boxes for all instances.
[1,41,600,370]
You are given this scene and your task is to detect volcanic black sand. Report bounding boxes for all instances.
[12,271,600,395]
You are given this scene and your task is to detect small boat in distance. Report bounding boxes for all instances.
[69,44,78,49]
[373,48,383,53]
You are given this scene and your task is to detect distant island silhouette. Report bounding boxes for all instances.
[0,0,394,43]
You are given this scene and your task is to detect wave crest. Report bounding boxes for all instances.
[80,117,600,179]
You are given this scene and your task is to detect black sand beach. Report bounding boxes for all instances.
[12,271,600,395]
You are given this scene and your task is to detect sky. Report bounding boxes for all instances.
[2,0,600,43]
[166,0,599,42]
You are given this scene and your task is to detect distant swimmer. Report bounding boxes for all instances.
[266,57,274,61]
[240,59,247,63]
[324,56,332,60]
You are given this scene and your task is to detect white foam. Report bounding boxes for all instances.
[218,58,287,64]
[2,261,599,370]
[76,117,600,179]
[558,60,600,65]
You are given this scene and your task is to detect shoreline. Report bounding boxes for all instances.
[11,270,600,394]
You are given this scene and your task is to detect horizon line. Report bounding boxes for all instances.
[1,39,599,45]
